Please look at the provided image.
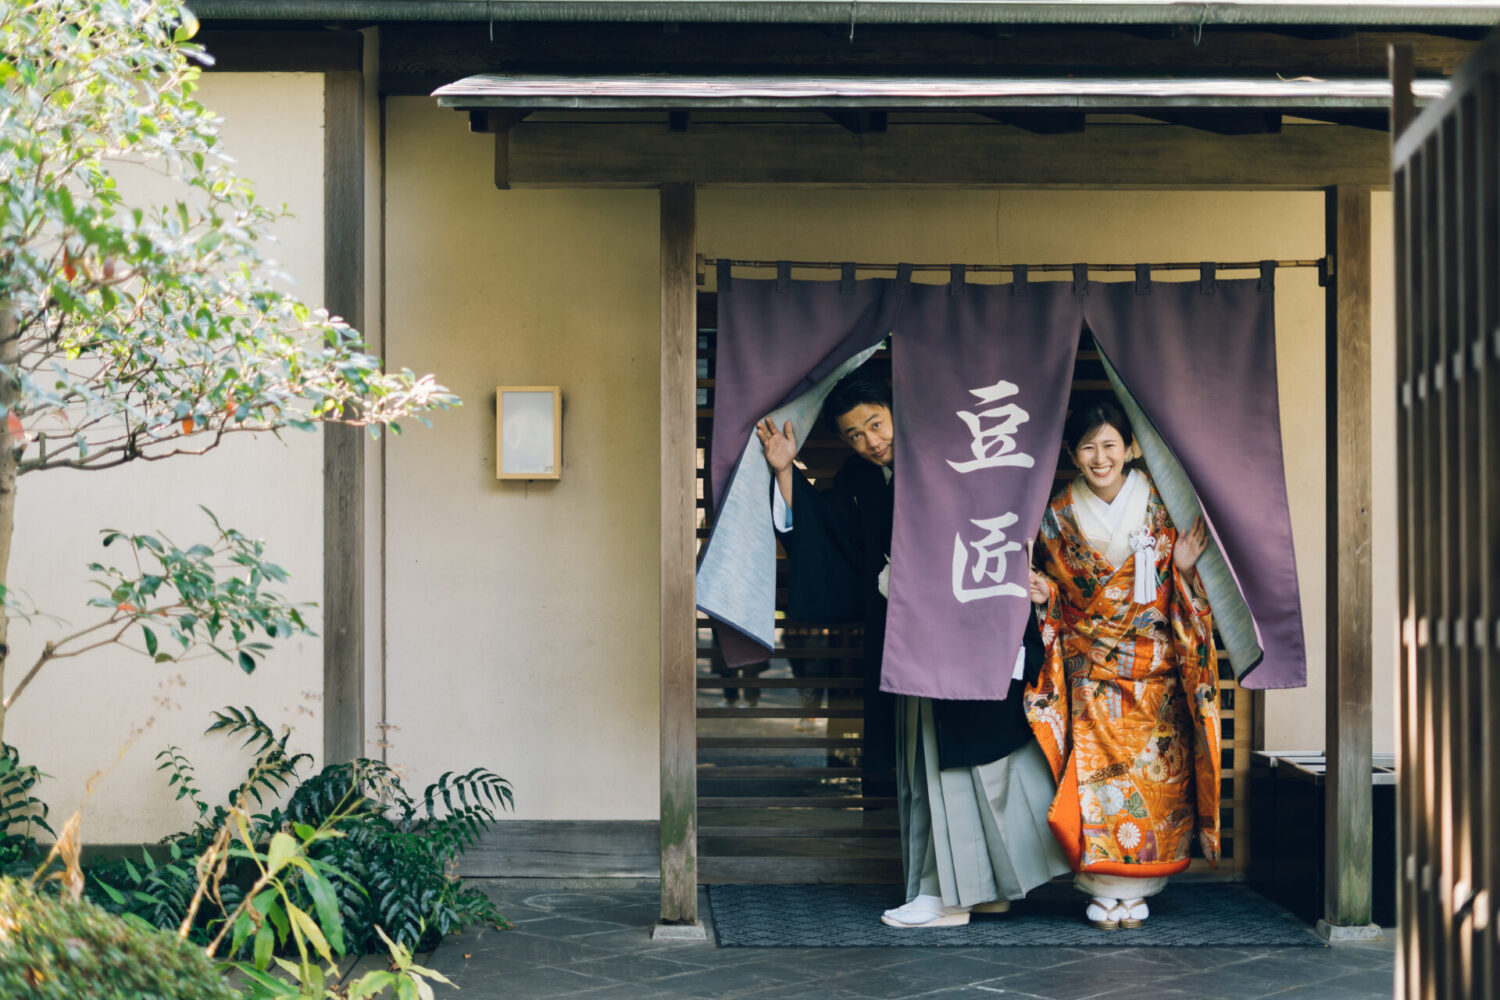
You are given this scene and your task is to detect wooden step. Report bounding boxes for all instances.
[700,857,902,883]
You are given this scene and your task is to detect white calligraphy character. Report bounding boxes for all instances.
[952,512,1027,603]
[946,379,1035,473]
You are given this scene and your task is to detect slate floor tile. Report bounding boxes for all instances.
[971,965,1137,1000]
[421,885,1405,999]
[560,951,718,984]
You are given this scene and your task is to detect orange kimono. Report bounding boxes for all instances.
[1025,471,1220,879]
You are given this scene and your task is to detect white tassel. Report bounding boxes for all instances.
[877,556,891,598]
[1129,525,1158,605]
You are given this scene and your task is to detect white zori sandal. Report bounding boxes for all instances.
[880,894,971,928]
[1086,897,1127,930]
[1118,898,1149,929]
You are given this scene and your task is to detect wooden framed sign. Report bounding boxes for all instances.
[496,386,561,480]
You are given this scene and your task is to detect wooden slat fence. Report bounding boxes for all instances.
[1391,36,1499,1000]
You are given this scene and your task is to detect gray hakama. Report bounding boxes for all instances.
[897,695,1071,908]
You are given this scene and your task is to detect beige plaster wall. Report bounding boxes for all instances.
[7,74,329,842]
[382,101,1397,822]
[382,99,662,819]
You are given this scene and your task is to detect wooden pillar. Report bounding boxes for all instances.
[323,68,366,765]
[1320,184,1379,938]
[655,182,704,937]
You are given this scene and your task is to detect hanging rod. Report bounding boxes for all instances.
[699,255,1325,283]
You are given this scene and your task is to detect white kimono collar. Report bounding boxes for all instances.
[1072,468,1149,570]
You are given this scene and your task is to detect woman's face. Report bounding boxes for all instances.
[1071,422,1129,498]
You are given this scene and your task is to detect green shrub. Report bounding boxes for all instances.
[0,746,51,875]
[87,706,512,955]
[0,877,236,1000]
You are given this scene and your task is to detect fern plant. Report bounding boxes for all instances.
[0,744,52,874]
[83,706,513,955]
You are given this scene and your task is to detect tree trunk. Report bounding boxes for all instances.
[0,305,18,746]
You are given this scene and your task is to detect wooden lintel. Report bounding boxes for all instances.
[980,111,1086,135]
[1140,110,1283,135]
[658,182,698,927]
[504,122,1390,189]
[1322,183,1375,932]
[1287,109,1390,132]
[200,27,363,73]
[379,24,1477,96]
[469,109,529,133]
[825,110,888,134]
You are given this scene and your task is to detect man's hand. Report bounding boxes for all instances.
[757,417,798,510]
[757,418,797,473]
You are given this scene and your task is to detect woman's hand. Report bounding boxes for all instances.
[1028,569,1052,606]
[756,418,797,474]
[1173,515,1209,573]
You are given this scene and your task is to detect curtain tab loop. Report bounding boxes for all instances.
[1011,263,1029,296]
[1135,263,1152,295]
[716,259,732,291]
[840,262,857,295]
[1259,260,1276,292]
[1072,263,1089,296]
[894,262,914,295]
[1199,262,1217,295]
[949,264,966,296]
[775,261,792,292]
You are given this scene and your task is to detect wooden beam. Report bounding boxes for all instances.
[825,110,888,134]
[1139,110,1282,134]
[377,24,1477,96]
[323,70,365,766]
[1320,184,1377,938]
[657,182,701,935]
[467,110,529,189]
[980,111,1085,134]
[199,28,362,72]
[506,123,1390,188]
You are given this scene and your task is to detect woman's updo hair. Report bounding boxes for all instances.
[822,368,892,436]
[1063,395,1134,453]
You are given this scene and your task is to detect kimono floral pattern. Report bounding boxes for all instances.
[1024,474,1221,877]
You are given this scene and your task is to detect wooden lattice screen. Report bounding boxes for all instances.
[694,288,1252,884]
[1391,39,1499,1000]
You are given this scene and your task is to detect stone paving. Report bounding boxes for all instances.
[420,881,1392,995]
[421,880,1396,999]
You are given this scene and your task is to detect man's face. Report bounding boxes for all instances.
[835,403,894,468]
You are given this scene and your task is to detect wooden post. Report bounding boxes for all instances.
[1320,184,1379,939]
[323,69,366,765]
[654,182,704,938]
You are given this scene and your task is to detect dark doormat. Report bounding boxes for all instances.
[708,881,1324,947]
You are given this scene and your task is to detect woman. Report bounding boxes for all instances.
[1025,396,1220,930]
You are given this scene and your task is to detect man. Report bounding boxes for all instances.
[757,368,1069,928]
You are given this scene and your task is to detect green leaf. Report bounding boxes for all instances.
[92,876,127,906]
[302,869,346,956]
[253,921,274,971]
[142,625,158,656]
[287,903,333,964]
[238,650,256,674]
[266,830,296,873]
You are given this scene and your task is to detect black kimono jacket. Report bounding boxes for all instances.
[776,455,1043,775]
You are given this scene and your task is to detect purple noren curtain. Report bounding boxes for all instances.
[881,278,1084,699]
[1084,271,1307,689]
[697,265,1308,697]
